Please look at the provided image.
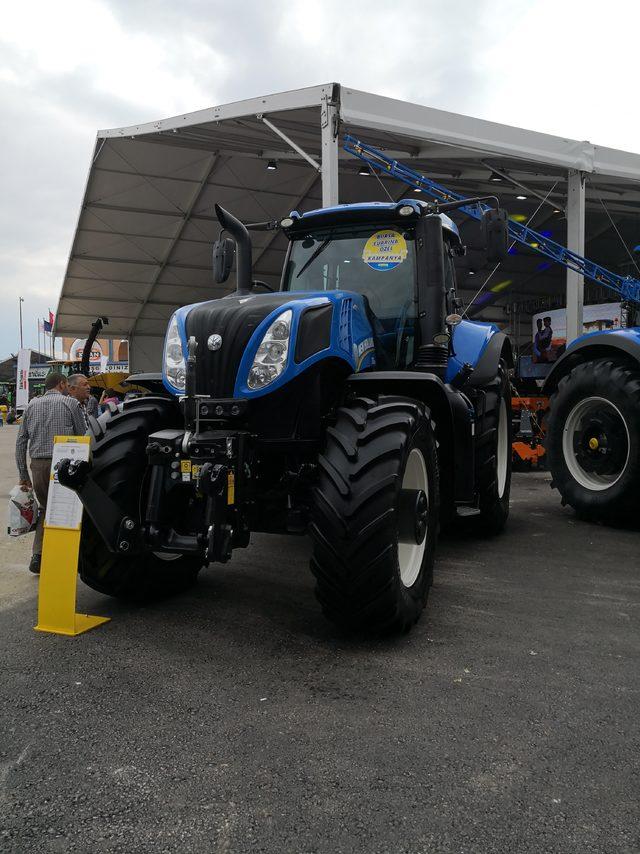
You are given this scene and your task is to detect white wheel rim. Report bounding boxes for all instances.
[497,397,509,499]
[398,448,428,588]
[562,396,630,491]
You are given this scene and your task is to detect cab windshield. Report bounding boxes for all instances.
[282,224,417,368]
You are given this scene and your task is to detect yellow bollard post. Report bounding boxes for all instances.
[35,435,110,636]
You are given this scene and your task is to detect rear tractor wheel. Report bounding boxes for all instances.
[309,395,439,634]
[473,360,512,534]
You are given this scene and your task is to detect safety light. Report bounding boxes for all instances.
[247,310,292,390]
[267,160,278,171]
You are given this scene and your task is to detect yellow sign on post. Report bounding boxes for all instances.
[35,435,111,636]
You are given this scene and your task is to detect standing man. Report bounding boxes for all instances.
[15,372,87,574]
[67,374,99,426]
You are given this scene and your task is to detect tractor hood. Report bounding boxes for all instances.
[163,291,376,399]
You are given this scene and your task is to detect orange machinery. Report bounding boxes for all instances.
[511,395,549,468]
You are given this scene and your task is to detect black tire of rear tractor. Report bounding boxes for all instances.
[79,397,202,601]
[474,360,512,535]
[546,358,640,523]
[309,395,439,635]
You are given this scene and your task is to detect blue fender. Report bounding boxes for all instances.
[543,328,640,394]
[447,319,512,386]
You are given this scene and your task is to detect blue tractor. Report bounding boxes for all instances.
[58,196,512,634]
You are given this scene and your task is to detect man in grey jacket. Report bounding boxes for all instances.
[15,372,86,574]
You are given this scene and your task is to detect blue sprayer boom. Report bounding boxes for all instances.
[344,134,640,305]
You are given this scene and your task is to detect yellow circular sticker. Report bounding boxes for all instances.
[362,229,408,271]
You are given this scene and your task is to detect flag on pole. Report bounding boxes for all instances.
[49,309,55,327]
[43,318,52,333]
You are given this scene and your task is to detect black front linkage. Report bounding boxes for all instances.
[56,458,141,555]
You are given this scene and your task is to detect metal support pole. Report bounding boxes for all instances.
[321,96,339,207]
[566,169,585,343]
[18,297,24,348]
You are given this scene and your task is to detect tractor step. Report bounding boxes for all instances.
[456,506,481,518]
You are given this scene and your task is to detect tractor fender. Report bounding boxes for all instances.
[345,371,475,503]
[543,329,640,395]
[465,331,513,388]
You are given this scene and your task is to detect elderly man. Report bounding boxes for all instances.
[15,372,86,574]
[67,374,99,426]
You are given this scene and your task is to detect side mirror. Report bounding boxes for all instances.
[212,237,235,283]
[482,208,509,262]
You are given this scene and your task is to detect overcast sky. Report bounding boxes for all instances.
[1,0,639,354]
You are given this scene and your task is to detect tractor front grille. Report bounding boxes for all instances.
[185,292,312,397]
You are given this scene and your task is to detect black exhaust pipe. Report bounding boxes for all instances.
[81,316,108,375]
[214,204,253,296]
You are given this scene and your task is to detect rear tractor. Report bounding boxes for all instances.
[59,197,513,634]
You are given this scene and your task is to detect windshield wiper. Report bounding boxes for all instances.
[295,237,333,279]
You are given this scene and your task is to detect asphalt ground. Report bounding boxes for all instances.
[0,422,639,854]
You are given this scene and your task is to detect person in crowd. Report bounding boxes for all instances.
[99,389,121,412]
[67,374,99,426]
[15,372,86,574]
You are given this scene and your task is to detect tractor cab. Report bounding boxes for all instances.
[281,200,463,371]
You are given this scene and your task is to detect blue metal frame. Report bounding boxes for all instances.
[344,134,640,305]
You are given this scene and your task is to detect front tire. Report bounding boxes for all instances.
[309,395,439,634]
[547,359,640,522]
[79,397,202,601]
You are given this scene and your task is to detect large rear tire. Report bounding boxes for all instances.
[309,395,439,634]
[79,397,202,601]
[474,360,512,534]
[546,359,640,522]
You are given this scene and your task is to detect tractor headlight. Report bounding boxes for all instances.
[164,314,186,391]
[247,310,292,390]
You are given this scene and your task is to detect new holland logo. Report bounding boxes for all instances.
[207,334,223,351]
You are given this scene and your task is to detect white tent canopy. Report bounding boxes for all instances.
[55,83,640,370]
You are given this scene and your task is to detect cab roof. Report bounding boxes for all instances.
[287,199,461,243]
